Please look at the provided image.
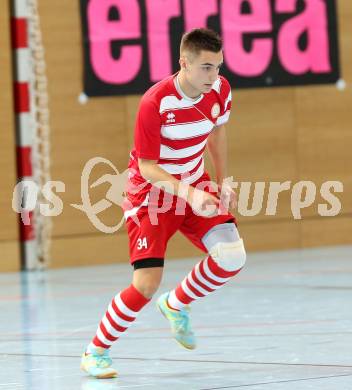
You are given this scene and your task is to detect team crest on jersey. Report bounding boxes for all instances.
[166,112,176,123]
[211,103,220,118]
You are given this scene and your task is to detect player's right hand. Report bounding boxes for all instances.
[187,187,220,218]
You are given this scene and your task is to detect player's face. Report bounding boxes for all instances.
[185,50,223,94]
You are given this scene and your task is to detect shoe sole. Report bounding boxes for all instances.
[80,364,118,379]
[156,300,196,350]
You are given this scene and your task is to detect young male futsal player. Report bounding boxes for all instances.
[81,28,246,378]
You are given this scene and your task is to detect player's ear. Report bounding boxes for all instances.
[179,56,187,70]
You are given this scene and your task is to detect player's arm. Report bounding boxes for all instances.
[138,158,219,211]
[207,124,237,209]
[138,158,191,200]
[207,124,228,186]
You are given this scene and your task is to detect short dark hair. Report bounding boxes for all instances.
[180,28,222,56]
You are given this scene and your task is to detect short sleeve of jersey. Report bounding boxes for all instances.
[134,97,161,160]
[216,76,232,126]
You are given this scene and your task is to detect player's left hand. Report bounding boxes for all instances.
[219,182,237,212]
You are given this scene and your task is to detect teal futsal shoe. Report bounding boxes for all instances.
[81,347,118,379]
[157,292,196,350]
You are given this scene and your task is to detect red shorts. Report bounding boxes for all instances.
[125,173,236,265]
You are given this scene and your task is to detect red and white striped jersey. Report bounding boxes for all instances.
[126,73,232,207]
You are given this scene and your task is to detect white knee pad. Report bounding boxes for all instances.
[209,238,246,272]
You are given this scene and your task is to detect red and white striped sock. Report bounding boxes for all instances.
[167,256,241,310]
[88,284,150,351]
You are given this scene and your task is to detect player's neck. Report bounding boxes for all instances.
[177,71,202,100]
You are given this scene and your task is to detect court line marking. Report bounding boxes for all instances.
[0,318,340,337]
[0,327,340,340]
[1,353,352,369]
[199,373,352,389]
[2,329,352,343]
